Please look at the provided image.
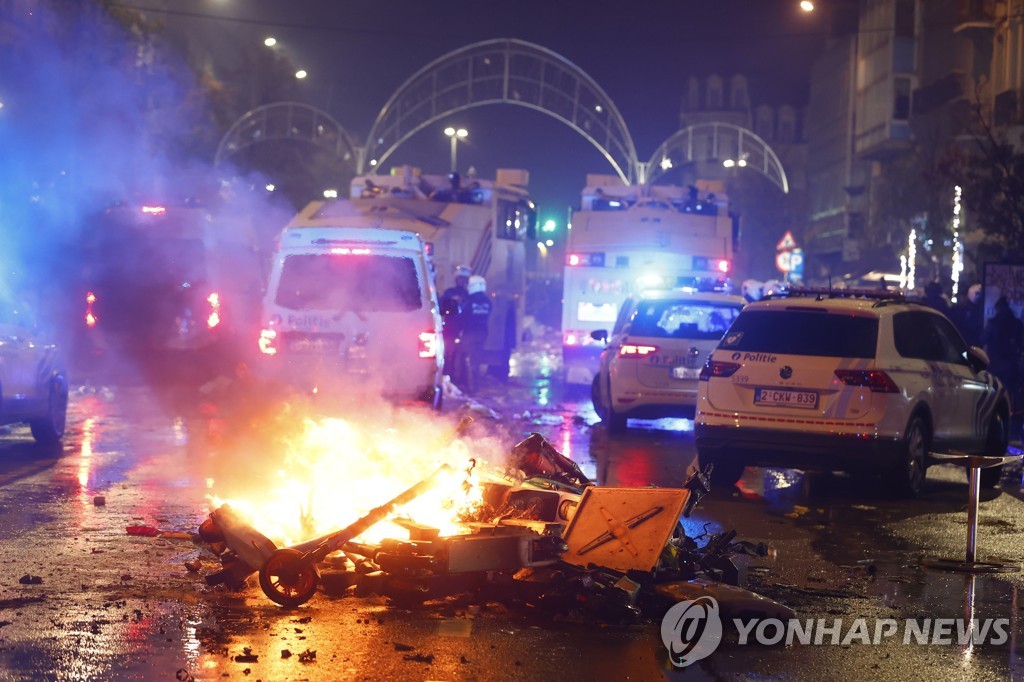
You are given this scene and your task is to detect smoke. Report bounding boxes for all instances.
[4,4,517,531]
[0,1,293,384]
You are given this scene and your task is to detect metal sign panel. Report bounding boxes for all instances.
[561,487,689,572]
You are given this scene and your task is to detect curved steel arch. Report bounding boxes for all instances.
[214,102,361,169]
[363,38,639,184]
[646,123,789,193]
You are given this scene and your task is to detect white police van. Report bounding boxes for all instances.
[258,225,444,409]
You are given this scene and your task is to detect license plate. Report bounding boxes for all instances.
[754,388,818,409]
[672,366,700,380]
[290,337,338,354]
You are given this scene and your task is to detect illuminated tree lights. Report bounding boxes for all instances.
[951,185,964,303]
[900,228,917,292]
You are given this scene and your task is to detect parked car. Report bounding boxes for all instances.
[0,291,68,445]
[694,288,1010,496]
[591,289,746,432]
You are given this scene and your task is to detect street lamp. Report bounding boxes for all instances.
[444,127,468,173]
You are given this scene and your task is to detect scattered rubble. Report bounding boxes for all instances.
[196,430,793,625]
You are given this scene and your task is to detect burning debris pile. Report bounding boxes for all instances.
[197,419,792,624]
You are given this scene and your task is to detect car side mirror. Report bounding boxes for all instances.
[590,329,608,343]
[967,346,990,372]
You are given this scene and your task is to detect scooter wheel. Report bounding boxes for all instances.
[259,548,319,607]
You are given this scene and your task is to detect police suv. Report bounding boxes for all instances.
[695,288,1010,496]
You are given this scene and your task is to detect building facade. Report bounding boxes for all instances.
[804,0,1024,288]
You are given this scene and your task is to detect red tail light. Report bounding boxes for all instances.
[85,292,97,327]
[564,332,579,346]
[699,359,741,381]
[618,344,658,358]
[418,331,439,358]
[834,369,899,393]
[206,292,221,329]
[717,259,730,273]
[259,328,278,356]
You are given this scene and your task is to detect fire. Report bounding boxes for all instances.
[207,414,487,547]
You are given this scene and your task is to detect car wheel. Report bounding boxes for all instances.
[591,375,608,421]
[980,413,1007,489]
[607,410,628,434]
[895,414,930,497]
[700,454,745,488]
[30,378,68,446]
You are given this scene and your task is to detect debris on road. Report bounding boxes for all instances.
[18,575,42,585]
[125,524,195,540]
[196,430,791,624]
[125,525,161,537]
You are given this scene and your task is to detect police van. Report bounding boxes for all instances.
[258,222,444,409]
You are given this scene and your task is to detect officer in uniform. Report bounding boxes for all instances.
[458,275,492,392]
[439,265,471,382]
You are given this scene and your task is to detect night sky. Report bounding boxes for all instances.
[129,0,825,219]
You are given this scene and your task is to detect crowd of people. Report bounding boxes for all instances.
[925,280,1024,407]
[439,264,492,393]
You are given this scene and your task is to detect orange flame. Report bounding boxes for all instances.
[208,414,487,547]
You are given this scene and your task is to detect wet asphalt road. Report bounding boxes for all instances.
[0,340,1022,680]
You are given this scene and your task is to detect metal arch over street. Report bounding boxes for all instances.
[214,102,361,169]
[362,38,640,184]
[646,123,789,193]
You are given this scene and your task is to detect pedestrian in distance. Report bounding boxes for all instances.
[981,295,1024,406]
[952,282,984,348]
[457,275,492,392]
[922,280,952,318]
[439,264,471,383]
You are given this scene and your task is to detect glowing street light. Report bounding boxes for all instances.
[444,126,468,173]
[295,69,308,80]
[800,0,815,11]
[264,36,277,47]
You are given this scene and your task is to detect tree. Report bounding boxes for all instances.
[955,127,1024,262]
[920,82,1024,269]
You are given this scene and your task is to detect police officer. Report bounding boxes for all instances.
[459,275,492,392]
[953,283,984,347]
[982,296,1024,403]
[439,265,471,382]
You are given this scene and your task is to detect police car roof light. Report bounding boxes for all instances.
[778,286,906,301]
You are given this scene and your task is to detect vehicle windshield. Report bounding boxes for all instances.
[629,299,742,340]
[276,254,422,312]
[92,237,208,287]
[719,310,878,358]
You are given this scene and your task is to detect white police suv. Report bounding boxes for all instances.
[694,288,1010,496]
[591,289,746,432]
